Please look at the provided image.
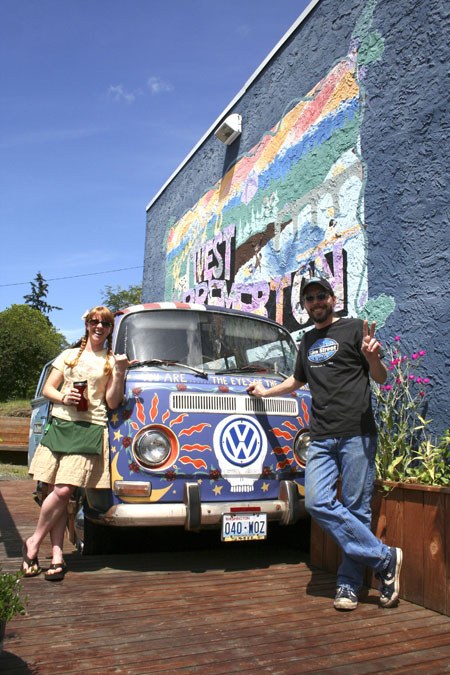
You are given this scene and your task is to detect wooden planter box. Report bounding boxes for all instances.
[310,480,450,616]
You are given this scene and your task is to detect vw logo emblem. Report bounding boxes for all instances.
[213,415,266,467]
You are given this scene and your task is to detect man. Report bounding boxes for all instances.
[247,277,402,611]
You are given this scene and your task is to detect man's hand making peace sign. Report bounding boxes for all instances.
[361,319,388,384]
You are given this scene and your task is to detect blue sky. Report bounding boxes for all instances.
[1,0,309,342]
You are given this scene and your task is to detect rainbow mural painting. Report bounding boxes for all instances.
[165,25,390,334]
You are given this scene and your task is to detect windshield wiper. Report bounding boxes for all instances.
[213,365,290,379]
[128,359,208,379]
[214,365,270,375]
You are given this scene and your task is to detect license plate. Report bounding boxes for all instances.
[221,512,267,542]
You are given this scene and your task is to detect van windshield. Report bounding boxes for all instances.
[115,309,297,376]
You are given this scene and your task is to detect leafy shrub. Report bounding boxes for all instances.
[0,570,27,623]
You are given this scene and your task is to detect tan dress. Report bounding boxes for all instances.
[29,347,113,488]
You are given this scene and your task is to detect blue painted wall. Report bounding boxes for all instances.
[143,0,449,436]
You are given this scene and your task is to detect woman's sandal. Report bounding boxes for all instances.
[21,542,42,578]
[44,561,67,582]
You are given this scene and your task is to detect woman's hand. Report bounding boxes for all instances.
[114,353,138,375]
[106,354,138,409]
[62,388,81,406]
[43,368,77,406]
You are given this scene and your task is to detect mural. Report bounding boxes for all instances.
[164,1,393,334]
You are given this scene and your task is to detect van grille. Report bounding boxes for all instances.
[170,393,298,416]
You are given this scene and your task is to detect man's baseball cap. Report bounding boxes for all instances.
[302,277,334,297]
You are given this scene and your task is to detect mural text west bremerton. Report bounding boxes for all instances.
[165,35,390,334]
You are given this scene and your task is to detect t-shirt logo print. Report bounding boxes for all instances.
[308,338,339,364]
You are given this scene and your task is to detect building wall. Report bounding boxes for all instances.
[143,0,449,436]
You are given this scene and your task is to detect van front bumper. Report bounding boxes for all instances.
[86,480,306,530]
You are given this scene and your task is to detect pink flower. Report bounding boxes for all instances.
[402,355,408,362]
[419,350,426,356]
[419,391,425,397]
[394,335,401,342]
[396,378,402,385]
[411,353,419,360]
[409,375,416,381]
[422,378,430,384]
[384,384,392,391]
[416,377,422,383]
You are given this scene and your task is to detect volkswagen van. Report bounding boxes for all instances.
[29,303,311,553]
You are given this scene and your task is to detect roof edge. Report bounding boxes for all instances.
[145,0,321,212]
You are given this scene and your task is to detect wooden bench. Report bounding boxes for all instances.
[0,416,30,454]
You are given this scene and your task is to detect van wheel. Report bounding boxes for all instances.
[81,516,116,555]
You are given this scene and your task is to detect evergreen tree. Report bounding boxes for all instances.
[23,272,62,316]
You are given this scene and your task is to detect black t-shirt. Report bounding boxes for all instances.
[294,318,377,440]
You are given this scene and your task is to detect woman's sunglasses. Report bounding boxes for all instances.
[88,319,113,328]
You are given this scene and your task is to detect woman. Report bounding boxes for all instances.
[22,306,133,581]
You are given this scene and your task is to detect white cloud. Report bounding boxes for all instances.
[147,76,174,95]
[108,84,139,104]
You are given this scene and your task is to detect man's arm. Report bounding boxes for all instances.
[247,374,304,398]
[361,320,388,384]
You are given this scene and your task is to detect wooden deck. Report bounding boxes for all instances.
[1,479,450,674]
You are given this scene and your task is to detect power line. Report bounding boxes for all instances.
[0,266,144,288]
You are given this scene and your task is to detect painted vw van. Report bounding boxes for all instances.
[30,302,311,553]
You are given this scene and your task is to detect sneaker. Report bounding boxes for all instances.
[376,546,403,608]
[333,585,358,611]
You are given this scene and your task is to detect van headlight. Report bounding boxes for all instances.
[293,430,310,468]
[132,425,179,470]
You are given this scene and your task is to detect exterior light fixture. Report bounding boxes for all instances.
[214,113,242,145]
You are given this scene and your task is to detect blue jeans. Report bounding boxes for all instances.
[305,435,390,592]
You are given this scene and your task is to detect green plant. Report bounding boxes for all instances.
[374,335,450,485]
[0,570,28,623]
